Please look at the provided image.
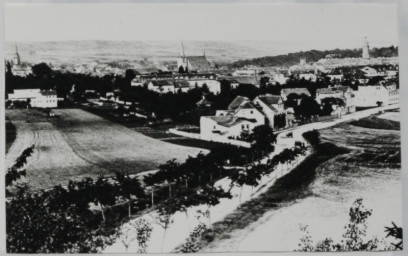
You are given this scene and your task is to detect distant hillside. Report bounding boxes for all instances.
[229,46,398,68]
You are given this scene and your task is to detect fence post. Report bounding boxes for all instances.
[151,188,154,207]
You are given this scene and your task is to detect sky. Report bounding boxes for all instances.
[5,3,398,49]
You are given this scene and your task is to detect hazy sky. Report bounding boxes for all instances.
[5,3,398,49]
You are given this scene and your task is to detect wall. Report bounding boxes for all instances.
[169,128,251,148]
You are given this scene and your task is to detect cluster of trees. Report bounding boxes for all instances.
[320,97,346,116]
[6,122,313,253]
[298,199,403,252]
[6,146,150,253]
[230,46,398,68]
[273,113,287,129]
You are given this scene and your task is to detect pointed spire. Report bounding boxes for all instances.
[180,40,185,57]
[203,50,206,57]
[15,42,18,54]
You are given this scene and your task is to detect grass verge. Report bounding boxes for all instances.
[349,116,400,131]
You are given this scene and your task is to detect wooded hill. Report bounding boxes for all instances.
[229,46,398,68]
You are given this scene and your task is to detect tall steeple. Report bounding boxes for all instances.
[180,40,185,57]
[362,36,370,59]
[13,42,21,66]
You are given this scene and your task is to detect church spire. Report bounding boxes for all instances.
[362,36,370,59]
[13,42,21,66]
[180,40,185,57]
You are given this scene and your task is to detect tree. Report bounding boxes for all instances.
[125,69,136,82]
[297,199,402,252]
[296,96,321,119]
[6,145,34,196]
[321,97,346,116]
[384,222,403,250]
[302,130,321,146]
[134,218,153,253]
[247,125,277,157]
[32,63,52,78]
[178,66,185,74]
[115,172,146,219]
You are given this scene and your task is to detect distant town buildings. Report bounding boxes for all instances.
[316,37,398,68]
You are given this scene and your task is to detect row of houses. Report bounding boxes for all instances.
[200,82,399,142]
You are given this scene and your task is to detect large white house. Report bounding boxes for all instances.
[200,95,265,140]
[353,81,399,107]
[252,94,287,128]
[8,89,58,108]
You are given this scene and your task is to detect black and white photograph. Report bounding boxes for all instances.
[2,1,405,254]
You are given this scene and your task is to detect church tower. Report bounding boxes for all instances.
[177,41,189,72]
[362,36,370,59]
[13,43,21,66]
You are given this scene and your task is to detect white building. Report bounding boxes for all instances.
[354,82,399,107]
[252,94,286,128]
[186,79,221,94]
[200,116,259,140]
[8,89,58,108]
[272,73,289,85]
[147,80,175,94]
[360,66,385,77]
[200,95,266,140]
[298,72,317,82]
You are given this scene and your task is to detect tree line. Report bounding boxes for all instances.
[230,46,398,68]
[6,124,312,253]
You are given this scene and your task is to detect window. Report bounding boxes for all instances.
[250,110,253,114]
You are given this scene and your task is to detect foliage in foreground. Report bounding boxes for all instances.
[297,199,403,252]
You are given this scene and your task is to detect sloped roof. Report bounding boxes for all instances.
[333,86,351,93]
[188,56,211,71]
[150,80,174,87]
[316,88,336,94]
[173,80,190,88]
[281,88,311,97]
[239,102,257,109]
[196,97,212,106]
[206,116,256,128]
[228,95,250,110]
[233,76,260,85]
[257,95,282,105]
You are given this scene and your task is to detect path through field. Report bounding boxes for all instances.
[6,109,206,190]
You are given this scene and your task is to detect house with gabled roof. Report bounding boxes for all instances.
[354,81,399,107]
[252,94,286,128]
[200,95,266,141]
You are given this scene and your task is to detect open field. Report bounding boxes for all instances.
[200,119,401,252]
[5,109,206,190]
